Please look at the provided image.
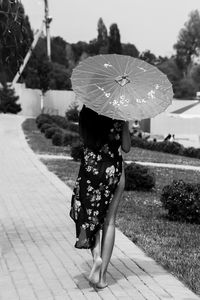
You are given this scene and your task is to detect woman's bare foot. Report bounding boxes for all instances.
[96,279,108,289]
[88,257,102,284]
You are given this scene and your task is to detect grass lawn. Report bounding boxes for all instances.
[22,118,200,295]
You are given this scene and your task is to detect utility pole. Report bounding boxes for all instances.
[44,0,52,61]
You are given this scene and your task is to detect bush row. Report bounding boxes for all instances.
[36,114,79,131]
[36,114,80,146]
[131,136,200,159]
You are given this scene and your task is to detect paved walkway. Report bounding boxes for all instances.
[0,114,199,300]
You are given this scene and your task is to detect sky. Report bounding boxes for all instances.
[21,0,200,57]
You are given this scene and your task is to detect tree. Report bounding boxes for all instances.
[122,43,139,57]
[157,57,182,84]
[97,18,108,54]
[0,83,21,113]
[108,23,122,54]
[173,78,196,99]
[0,0,33,81]
[97,18,108,44]
[174,10,200,76]
[36,59,52,94]
[51,36,69,67]
[139,50,157,64]
[87,38,99,55]
[71,41,88,62]
[49,62,72,90]
[190,64,200,91]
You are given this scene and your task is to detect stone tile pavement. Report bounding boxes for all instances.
[0,114,199,300]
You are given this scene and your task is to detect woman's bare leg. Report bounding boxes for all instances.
[97,168,125,288]
[89,230,102,284]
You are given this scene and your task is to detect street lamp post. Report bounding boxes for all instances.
[44,0,52,61]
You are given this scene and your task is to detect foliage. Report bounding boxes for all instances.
[36,114,54,128]
[139,50,157,64]
[49,62,72,90]
[65,101,79,122]
[173,77,197,99]
[36,113,80,146]
[122,43,139,58]
[124,163,155,191]
[174,10,200,76]
[190,64,200,91]
[44,127,62,139]
[157,57,182,85]
[36,59,53,94]
[40,123,53,133]
[182,147,200,159]
[130,136,200,158]
[67,121,79,133]
[70,141,83,161]
[71,41,89,63]
[51,36,69,67]
[52,132,63,146]
[0,83,21,113]
[23,37,72,90]
[96,18,108,54]
[161,180,200,224]
[0,0,33,81]
[63,130,79,146]
[36,113,70,130]
[108,23,122,54]
[50,115,69,129]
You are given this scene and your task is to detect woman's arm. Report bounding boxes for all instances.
[121,121,131,153]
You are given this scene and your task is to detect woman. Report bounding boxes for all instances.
[70,105,131,289]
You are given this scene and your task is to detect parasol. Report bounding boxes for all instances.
[71,54,173,121]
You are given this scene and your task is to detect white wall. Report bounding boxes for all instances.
[43,89,76,116]
[15,83,41,117]
[14,83,77,117]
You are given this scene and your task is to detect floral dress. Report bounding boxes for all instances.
[70,121,123,249]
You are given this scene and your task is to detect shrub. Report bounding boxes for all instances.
[63,130,80,146]
[65,101,79,122]
[70,141,83,161]
[183,147,200,159]
[160,180,200,224]
[37,115,54,128]
[36,114,50,124]
[52,132,64,146]
[44,127,62,139]
[50,115,69,129]
[0,84,21,114]
[158,141,184,155]
[131,136,191,157]
[124,163,155,191]
[40,123,53,133]
[67,122,79,133]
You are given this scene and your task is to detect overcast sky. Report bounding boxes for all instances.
[21,0,200,57]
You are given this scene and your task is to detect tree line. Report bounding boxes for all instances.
[1,0,200,99]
